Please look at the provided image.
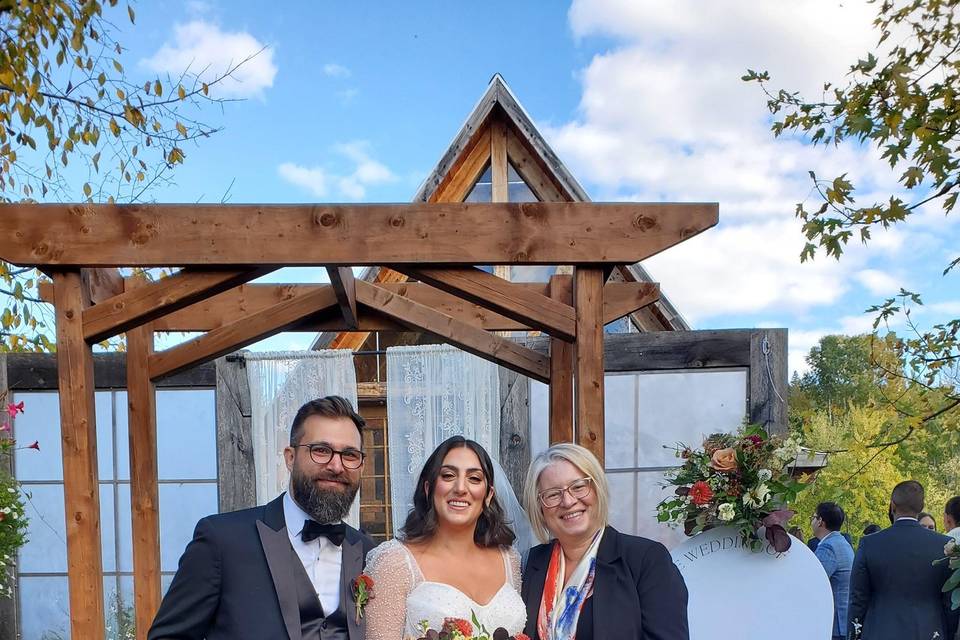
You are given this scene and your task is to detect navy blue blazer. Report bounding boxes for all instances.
[847,518,958,640]
[148,494,376,640]
[521,526,689,640]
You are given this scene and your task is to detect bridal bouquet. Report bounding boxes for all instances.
[413,614,530,640]
[934,538,960,611]
[656,423,808,552]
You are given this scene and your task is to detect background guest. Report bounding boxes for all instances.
[847,480,958,639]
[945,496,960,542]
[812,502,854,640]
[521,443,688,640]
[919,511,938,531]
[861,523,881,537]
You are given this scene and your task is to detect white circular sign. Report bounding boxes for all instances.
[670,527,834,640]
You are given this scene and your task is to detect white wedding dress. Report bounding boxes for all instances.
[364,539,527,639]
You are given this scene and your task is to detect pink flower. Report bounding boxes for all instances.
[6,401,24,418]
[0,422,9,432]
[27,440,39,451]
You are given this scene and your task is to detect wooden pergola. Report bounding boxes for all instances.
[1,202,715,636]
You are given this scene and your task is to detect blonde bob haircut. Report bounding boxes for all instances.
[523,443,610,543]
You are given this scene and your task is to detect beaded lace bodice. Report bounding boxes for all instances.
[364,539,526,639]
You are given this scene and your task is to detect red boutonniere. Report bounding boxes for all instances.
[351,573,374,624]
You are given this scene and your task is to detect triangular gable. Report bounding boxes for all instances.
[312,75,687,350]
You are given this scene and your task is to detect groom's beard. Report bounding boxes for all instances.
[290,465,359,524]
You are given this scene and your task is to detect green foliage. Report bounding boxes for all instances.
[789,334,960,545]
[0,1,244,352]
[746,0,960,423]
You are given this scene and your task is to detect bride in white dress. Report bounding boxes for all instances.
[365,436,527,639]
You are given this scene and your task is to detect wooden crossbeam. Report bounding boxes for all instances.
[392,266,577,340]
[52,271,106,639]
[355,280,549,382]
[82,268,274,343]
[148,286,339,380]
[326,267,358,329]
[80,268,124,305]
[0,202,718,267]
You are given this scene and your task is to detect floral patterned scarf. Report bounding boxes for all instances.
[536,529,603,640]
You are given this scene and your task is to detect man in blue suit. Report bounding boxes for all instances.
[847,480,958,639]
[813,501,854,639]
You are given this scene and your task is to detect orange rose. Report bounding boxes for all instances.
[710,447,738,472]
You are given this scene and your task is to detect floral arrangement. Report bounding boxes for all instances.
[655,423,808,552]
[413,613,530,640]
[935,538,960,611]
[351,573,374,623]
[1,397,34,599]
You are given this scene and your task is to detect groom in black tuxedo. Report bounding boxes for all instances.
[847,480,958,640]
[149,396,377,640]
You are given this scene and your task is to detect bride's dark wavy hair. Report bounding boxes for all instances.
[400,436,515,547]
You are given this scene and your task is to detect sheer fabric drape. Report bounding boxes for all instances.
[385,344,500,535]
[246,350,359,527]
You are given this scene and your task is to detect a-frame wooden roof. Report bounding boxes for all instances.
[313,74,688,351]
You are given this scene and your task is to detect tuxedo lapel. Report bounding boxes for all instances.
[257,496,301,640]
[341,526,365,640]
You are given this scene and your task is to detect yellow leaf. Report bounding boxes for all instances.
[83,182,91,197]
[109,118,120,136]
[177,85,186,100]
[154,80,162,96]
[176,122,187,137]
[116,88,125,100]
[127,4,136,23]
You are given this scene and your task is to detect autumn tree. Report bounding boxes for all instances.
[0,0,249,351]
[745,0,960,426]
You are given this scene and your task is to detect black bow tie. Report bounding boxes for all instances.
[301,520,346,546]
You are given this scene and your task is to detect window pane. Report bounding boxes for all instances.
[603,374,638,469]
[100,484,117,573]
[114,391,130,481]
[12,391,115,481]
[157,389,217,480]
[634,470,688,550]
[507,162,538,203]
[606,471,636,534]
[13,392,63,481]
[160,482,218,571]
[18,483,67,573]
[106,575,136,639]
[18,575,70,640]
[115,483,133,573]
[508,265,556,282]
[464,163,492,202]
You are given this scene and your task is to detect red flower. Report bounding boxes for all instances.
[0,512,4,522]
[6,401,24,418]
[352,574,374,591]
[689,481,714,506]
[442,618,473,636]
[744,435,763,448]
[27,440,39,451]
[514,634,532,640]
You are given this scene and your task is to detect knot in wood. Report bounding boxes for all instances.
[633,215,658,231]
[315,211,338,227]
[513,250,529,262]
[389,214,405,228]
[64,309,74,320]
[588,431,597,442]
[32,242,49,258]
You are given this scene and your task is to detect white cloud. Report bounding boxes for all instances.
[142,20,277,98]
[551,0,956,324]
[322,63,351,78]
[855,269,901,295]
[278,142,396,200]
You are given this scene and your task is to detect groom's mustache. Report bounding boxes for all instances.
[311,471,352,485]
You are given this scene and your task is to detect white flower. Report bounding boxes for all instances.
[718,503,736,521]
[754,484,771,504]
[758,469,772,482]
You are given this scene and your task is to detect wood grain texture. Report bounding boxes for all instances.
[215,356,257,512]
[327,267,358,329]
[52,271,106,639]
[355,280,549,382]
[392,266,576,340]
[574,268,605,463]
[749,329,788,435]
[0,202,719,266]
[82,268,272,343]
[125,309,161,640]
[149,286,339,380]
[548,275,574,444]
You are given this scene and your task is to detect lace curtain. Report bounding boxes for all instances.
[386,344,500,535]
[246,350,360,527]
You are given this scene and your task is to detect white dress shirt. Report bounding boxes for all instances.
[948,526,960,542]
[283,492,342,615]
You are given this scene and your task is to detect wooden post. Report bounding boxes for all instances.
[126,312,161,640]
[491,119,511,283]
[548,275,574,443]
[215,355,257,512]
[573,268,604,463]
[52,271,105,639]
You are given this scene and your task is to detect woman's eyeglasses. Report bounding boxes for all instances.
[538,477,593,508]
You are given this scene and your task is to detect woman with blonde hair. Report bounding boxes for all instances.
[520,443,688,640]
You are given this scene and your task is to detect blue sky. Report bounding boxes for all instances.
[102,0,958,375]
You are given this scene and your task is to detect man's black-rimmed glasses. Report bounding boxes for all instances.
[294,443,366,469]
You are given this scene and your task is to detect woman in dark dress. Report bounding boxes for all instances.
[520,443,689,640]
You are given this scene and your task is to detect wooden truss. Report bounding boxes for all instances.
[0,96,718,639]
